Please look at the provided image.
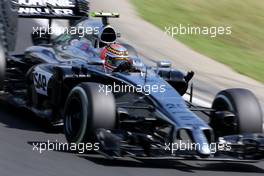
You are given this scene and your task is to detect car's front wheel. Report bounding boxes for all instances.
[64,82,116,143]
[211,88,263,137]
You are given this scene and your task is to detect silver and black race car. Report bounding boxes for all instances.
[0,0,263,162]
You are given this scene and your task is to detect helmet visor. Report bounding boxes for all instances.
[106,56,129,68]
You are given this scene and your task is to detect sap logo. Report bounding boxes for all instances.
[34,72,47,91]
[33,69,52,96]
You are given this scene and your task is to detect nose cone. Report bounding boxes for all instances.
[199,143,211,156]
[191,128,211,156]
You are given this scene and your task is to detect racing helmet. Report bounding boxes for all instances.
[101,44,130,70]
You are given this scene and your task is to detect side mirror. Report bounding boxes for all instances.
[157,61,172,68]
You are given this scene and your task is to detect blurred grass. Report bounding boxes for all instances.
[132,0,264,82]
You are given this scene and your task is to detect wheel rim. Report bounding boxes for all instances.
[213,95,234,112]
[212,96,238,135]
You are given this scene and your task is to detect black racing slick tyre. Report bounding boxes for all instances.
[211,88,263,136]
[0,0,18,87]
[0,4,7,87]
[0,27,5,86]
[64,83,116,143]
[1,0,18,51]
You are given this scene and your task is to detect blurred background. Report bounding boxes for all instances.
[132,0,264,83]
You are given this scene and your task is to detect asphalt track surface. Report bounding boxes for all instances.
[1,1,264,175]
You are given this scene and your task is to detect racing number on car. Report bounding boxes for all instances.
[34,73,47,91]
[165,103,184,114]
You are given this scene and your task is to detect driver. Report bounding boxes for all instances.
[101,44,132,71]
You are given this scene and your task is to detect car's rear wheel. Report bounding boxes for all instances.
[0,0,18,88]
[64,82,116,143]
[0,29,6,87]
[0,7,7,88]
[211,88,263,137]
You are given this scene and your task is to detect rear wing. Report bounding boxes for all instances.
[13,0,90,19]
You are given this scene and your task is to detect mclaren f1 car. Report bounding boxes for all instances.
[0,0,263,162]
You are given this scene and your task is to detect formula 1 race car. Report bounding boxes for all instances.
[0,0,263,162]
